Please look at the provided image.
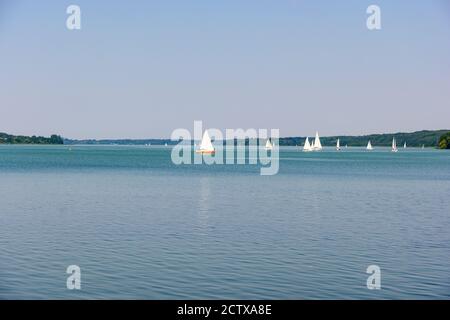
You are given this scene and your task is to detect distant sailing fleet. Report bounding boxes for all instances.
[301,131,404,153]
[195,130,417,154]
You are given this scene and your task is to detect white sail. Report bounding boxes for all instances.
[313,131,322,150]
[303,137,312,152]
[265,139,273,150]
[336,139,340,151]
[392,137,398,152]
[404,142,407,149]
[198,130,215,152]
[367,141,373,150]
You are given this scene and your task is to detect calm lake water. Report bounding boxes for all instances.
[0,145,449,299]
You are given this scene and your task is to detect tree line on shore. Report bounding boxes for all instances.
[0,133,63,144]
[280,130,450,149]
[1,130,449,149]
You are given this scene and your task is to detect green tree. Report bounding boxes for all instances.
[439,132,450,149]
[50,134,64,144]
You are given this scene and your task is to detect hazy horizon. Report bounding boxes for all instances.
[1,0,450,140]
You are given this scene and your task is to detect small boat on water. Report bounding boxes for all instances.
[196,130,215,154]
[265,139,273,151]
[404,142,407,149]
[392,137,398,152]
[301,132,322,152]
[367,141,373,150]
[303,137,313,152]
[313,131,322,151]
[336,139,340,151]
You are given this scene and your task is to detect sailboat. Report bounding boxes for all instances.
[265,139,273,151]
[196,130,215,154]
[391,137,398,152]
[403,142,407,149]
[336,139,341,151]
[367,141,373,150]
[422,144,425,149]
[303,137,313,152]
[313,131,322,151]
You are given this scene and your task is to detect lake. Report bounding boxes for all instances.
[0,145,449,299]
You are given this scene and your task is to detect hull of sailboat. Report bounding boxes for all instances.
[195,150,215,154]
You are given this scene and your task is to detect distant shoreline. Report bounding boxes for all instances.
[2,129,449,149]
[63,129,449,148]
[0,133,63,145]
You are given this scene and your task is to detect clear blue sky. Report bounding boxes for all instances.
[1,0,449,139]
